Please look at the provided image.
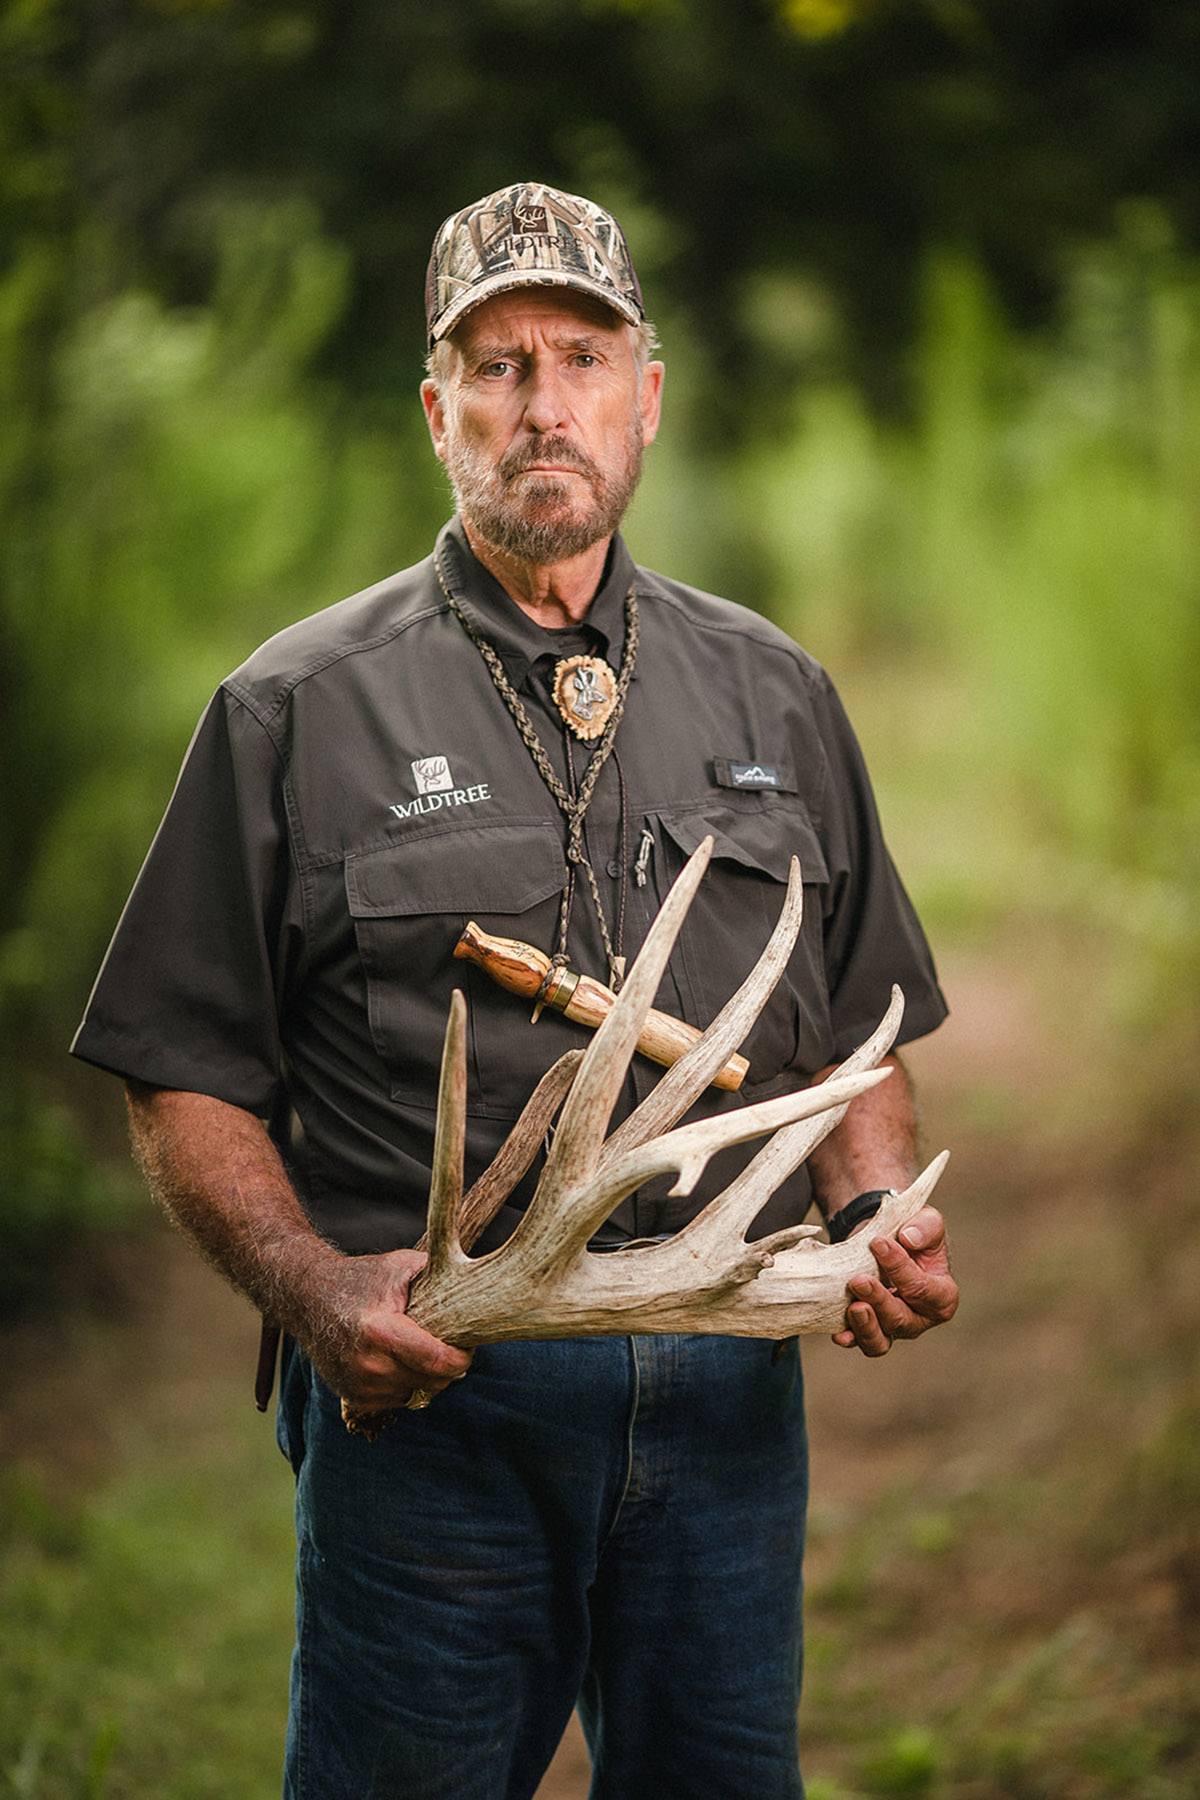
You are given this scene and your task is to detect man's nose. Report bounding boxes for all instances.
[521,365,570,434]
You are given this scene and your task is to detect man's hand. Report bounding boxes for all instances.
[832,1205,958,1357]
[313,1247,473,1411]
[124,1084,472,1414]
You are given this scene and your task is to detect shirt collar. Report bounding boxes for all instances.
[434,515,639,690]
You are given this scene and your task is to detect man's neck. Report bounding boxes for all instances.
[461,517,611,628]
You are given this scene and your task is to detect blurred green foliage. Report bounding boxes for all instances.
[747,220,1200,965]
[7,0,1200,420]
[0,1091,137,1309]
[2,1,1197,1293]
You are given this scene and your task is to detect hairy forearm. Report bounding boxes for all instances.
[124,1083,470,1407]
[125,1082,345,1341]
[806,1052,920,1219]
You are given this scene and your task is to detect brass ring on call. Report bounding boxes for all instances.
[406,1387,434,1411]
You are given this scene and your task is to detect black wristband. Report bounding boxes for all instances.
[825,1189,894,1244]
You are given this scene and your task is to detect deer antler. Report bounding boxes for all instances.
[348,838,947,1393]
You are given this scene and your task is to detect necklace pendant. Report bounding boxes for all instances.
[552,654,619,741]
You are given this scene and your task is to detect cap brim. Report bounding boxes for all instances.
[430,268,643,345]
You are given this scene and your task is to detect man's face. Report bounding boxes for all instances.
[421,289,663,565]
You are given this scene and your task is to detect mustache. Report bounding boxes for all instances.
[500,437,602,484]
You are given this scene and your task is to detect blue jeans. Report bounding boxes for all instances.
[277,1333,808,1799]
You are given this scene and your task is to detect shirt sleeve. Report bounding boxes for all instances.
[70,687,300,1112]
[811,670,949,1060]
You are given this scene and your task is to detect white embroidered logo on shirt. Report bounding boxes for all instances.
[390,757,493,822]
[411,755,453,795]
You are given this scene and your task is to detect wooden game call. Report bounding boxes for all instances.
[453,922,749,1093]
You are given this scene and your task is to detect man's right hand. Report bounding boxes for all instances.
[123,1084,473,1416]
[307,1248,474,1412]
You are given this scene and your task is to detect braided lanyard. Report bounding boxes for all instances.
[434,547,638,991]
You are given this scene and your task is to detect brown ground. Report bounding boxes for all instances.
[3,931,1196,1796]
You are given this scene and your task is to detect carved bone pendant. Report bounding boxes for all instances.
[552,654,618,740]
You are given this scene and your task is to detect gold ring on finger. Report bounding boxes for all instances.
[406,1387,434,1411]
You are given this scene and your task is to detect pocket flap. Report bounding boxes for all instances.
[346,824,567,918]
[657,804,829,887]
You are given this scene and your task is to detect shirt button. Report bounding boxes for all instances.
[606,859,622,878]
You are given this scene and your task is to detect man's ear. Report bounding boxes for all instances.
[640,360,665,447]
[420,377,448,462]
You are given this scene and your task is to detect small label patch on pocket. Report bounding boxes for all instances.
[712,758,796,793]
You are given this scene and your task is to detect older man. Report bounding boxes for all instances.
[73,183,957,1799]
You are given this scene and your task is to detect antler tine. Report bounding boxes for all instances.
[598,856,805,1169]
[422,989,469,1280]
[549,1067,893,1255]
[734,1151,951,1333]
[535,836,715,1203]
[862,1151,950,1248]
[839,983,906,1075]
[672,986,906,1255]
[451,1050,584,1256]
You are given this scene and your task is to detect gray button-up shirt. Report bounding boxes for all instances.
[73,517,947,1252]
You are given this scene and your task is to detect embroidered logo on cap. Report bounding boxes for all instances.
[511,198,551,236]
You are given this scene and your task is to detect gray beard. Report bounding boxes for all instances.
[443,418,645,565]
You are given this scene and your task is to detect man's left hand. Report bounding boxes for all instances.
[832,1205,958,1357]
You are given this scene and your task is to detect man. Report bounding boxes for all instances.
[73,182,958,1798]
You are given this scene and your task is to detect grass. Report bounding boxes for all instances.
[796,988,1200,1800]
[800,1409,1200,1800]
[0,1412,294,1800]
[803,1474,1200,1797]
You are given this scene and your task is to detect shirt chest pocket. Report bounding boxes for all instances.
[651,802,835,1089]
[345,822,582,1118]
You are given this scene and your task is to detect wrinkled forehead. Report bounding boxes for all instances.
[447,287,635,363]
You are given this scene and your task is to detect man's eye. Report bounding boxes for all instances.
[481,360,512,378]
[573,354,597,368]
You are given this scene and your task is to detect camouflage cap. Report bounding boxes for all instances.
[425,181,645,346]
